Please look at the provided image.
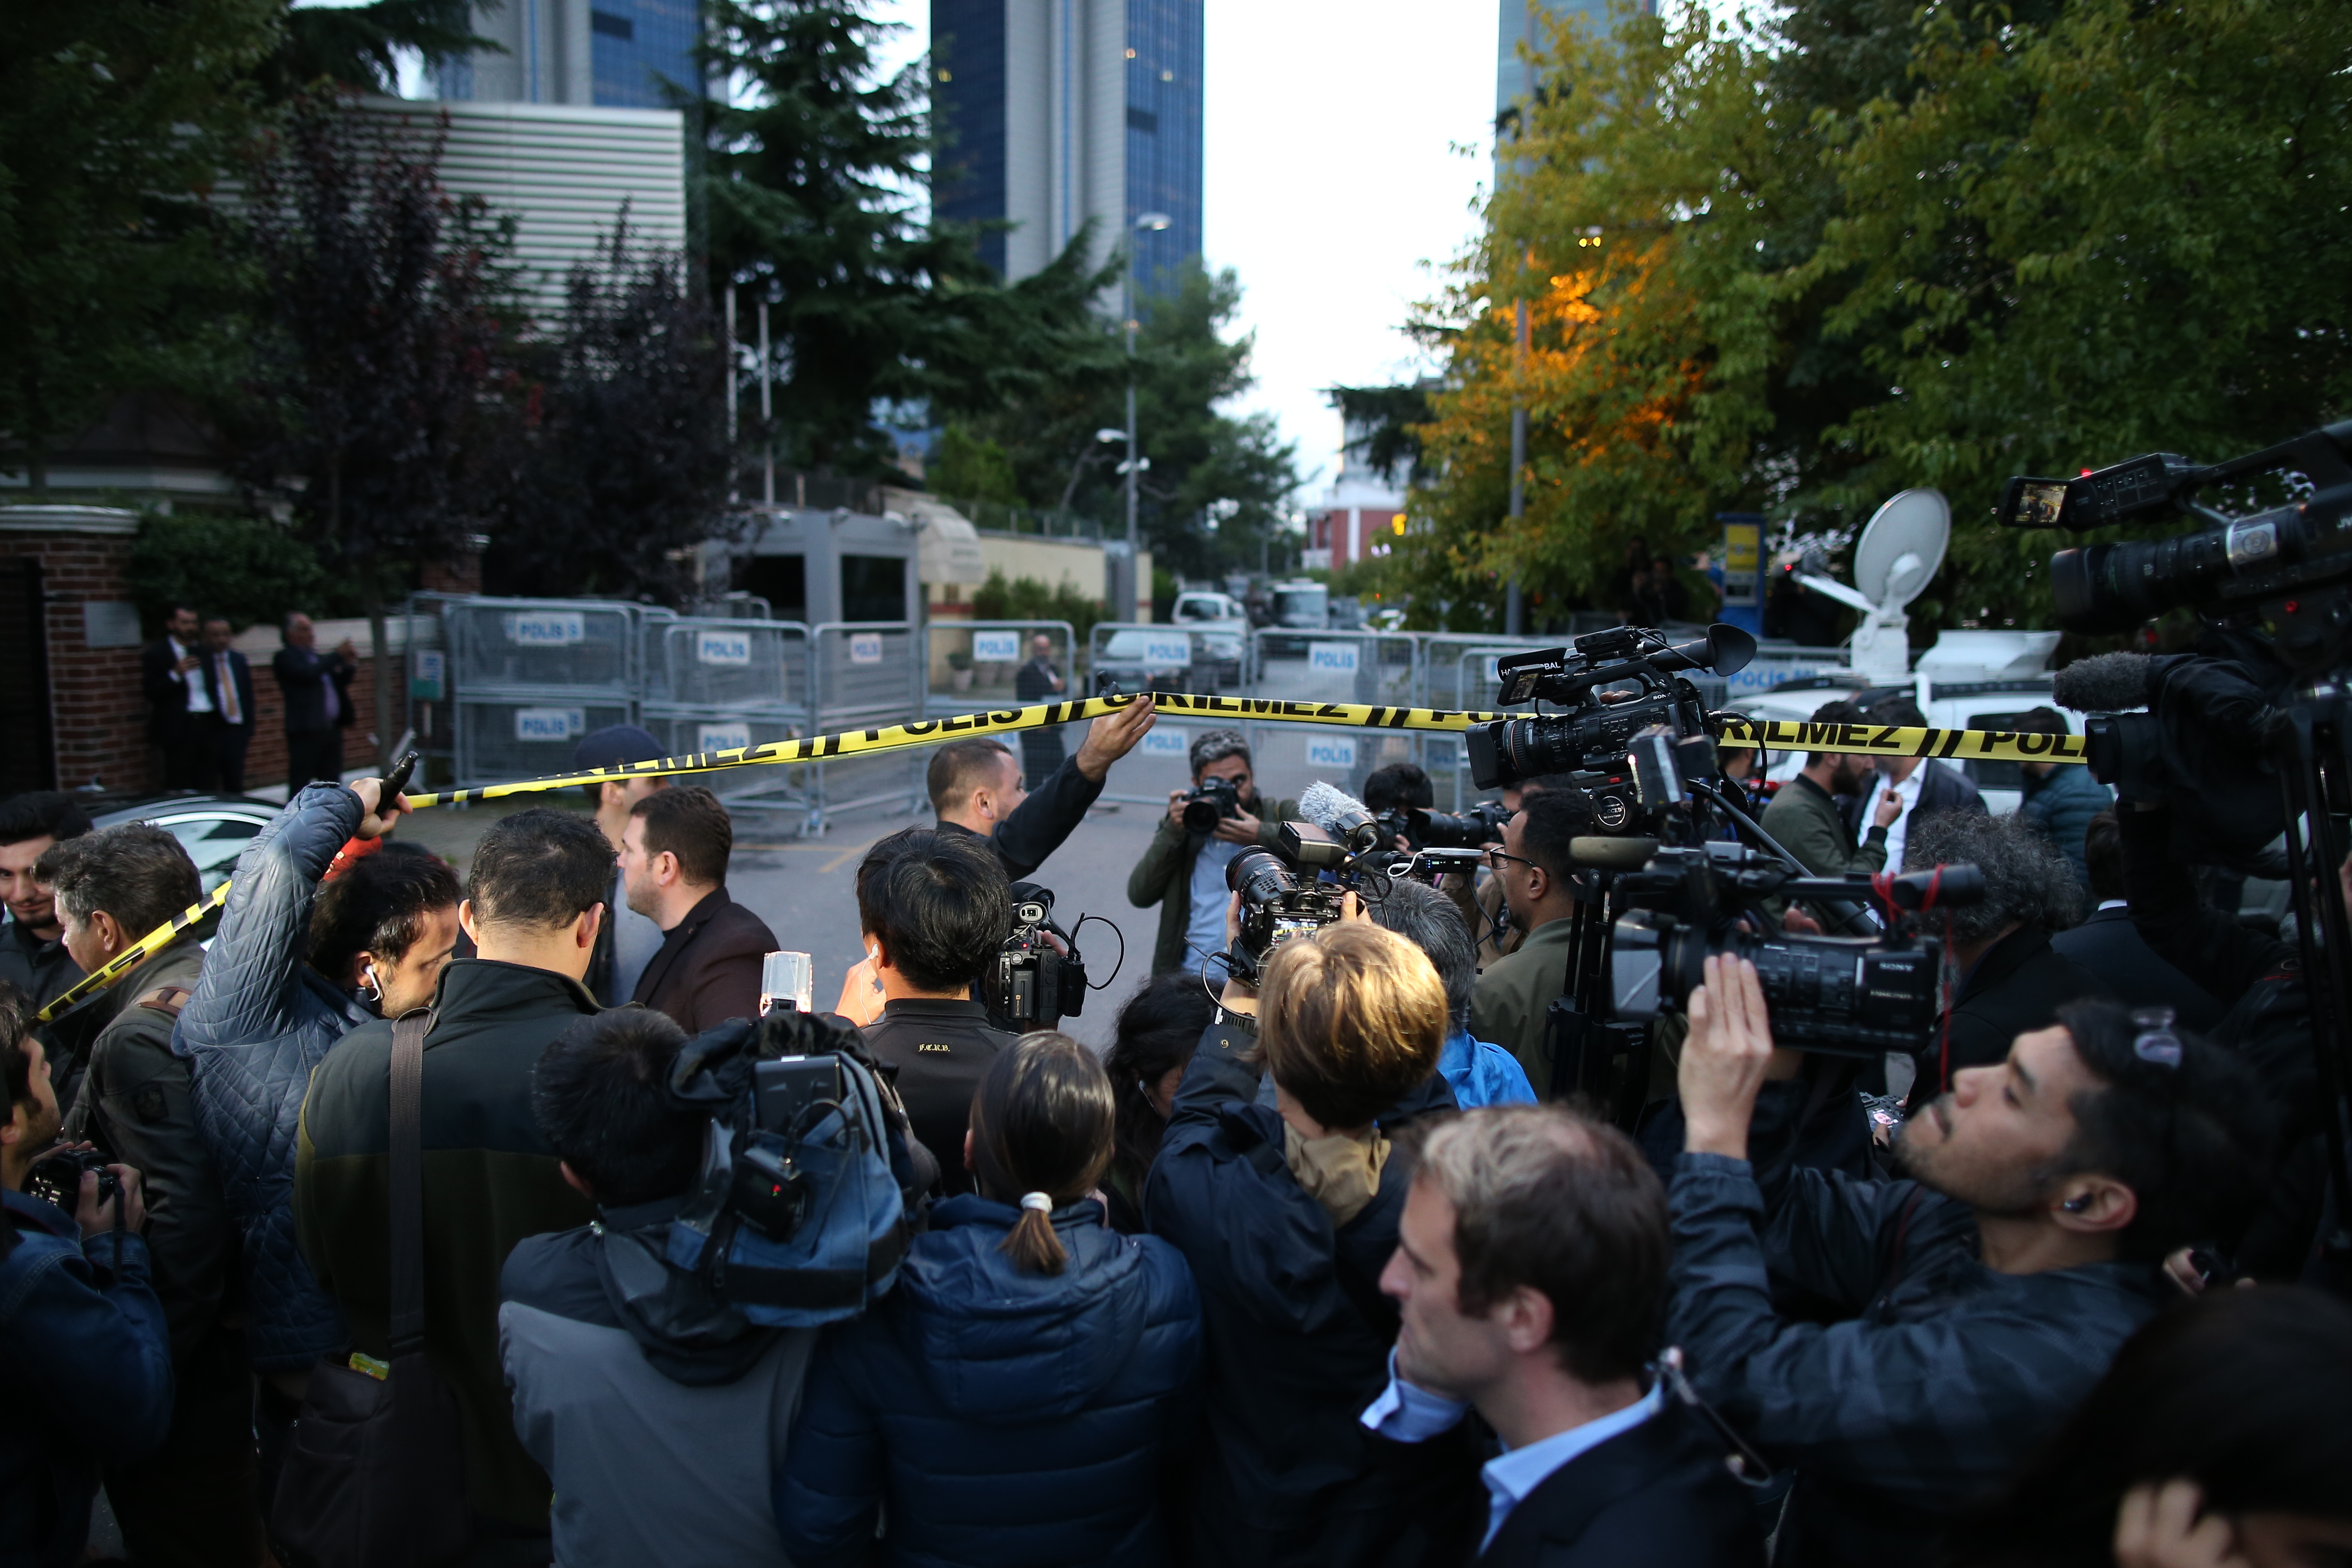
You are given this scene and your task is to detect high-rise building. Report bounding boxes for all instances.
[931,0,1203,297]
[1495,0,1649,138]
[438,0,698,108]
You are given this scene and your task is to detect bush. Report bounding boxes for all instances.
[127,512,340,633]
[971,567,1106,649]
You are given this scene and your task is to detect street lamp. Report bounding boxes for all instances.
[1123,211,1174,615]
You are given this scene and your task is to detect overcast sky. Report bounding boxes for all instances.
[867,0,1499,505]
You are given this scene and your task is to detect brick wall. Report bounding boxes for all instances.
[0,509,153,793]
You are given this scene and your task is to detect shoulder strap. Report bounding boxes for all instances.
[134,985,191,1018]
[387,1010,433,1355]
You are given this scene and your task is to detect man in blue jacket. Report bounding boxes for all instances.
[1666,956,2277,1568]
[2009,707,2110,888]
[1,986,174,1568]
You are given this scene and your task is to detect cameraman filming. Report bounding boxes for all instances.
[1668,960,2276,1568]
[1127,729,1306,977]
[1470,789,1599,1090]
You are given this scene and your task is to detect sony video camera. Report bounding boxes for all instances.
[1463,624,1758,792]
[1224,823,1352,983]
[1607,843,1985,1056]
[980,885,1089,1033]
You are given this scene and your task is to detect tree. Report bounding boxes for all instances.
[266,0,497,98]
[231,92,516,768]
[127,513,338,632]
[483,218,735,603]
[700,0,984,474]
[927,424,1020,505]
[0,0,280,491]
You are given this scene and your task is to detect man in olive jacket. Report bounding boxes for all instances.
[1127,729,1305,976]
[1756,701,1901,902]
[295,808,611,1550]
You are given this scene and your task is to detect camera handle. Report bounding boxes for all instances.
[1687,779,1879,938]
[2268,687,2352,1286]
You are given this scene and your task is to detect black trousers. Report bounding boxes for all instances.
[213,719,252,794]
[284,729,344,794]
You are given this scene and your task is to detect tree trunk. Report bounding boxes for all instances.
[360,572,398,774]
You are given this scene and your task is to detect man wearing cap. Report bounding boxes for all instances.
[573,725,667,1007]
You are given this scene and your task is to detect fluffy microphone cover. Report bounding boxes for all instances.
[1298,780,1370,832]
[2051,652,2154,713]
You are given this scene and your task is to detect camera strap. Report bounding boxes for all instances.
[387,1010,435,1357]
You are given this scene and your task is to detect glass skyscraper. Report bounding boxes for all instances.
[437,0,699,108]
[932,0,1203,299]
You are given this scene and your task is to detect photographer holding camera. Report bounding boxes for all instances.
[1,980,173,1568]
[499,1006,817,1568]
[856,828,1017,1194]
[1147,916,1475,1568]
[1128,729,1307,977]
[1669,961,2275,1568]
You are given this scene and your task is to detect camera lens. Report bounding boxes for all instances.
[1227,847,1297,908]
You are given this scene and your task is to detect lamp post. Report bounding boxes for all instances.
[1123,211,1173,616]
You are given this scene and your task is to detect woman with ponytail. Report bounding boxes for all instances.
[775,1032,1203,1568]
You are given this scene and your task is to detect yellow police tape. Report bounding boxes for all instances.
[34,691,2087,1022]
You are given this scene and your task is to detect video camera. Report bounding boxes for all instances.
[980,885,1092,1033]
[1224,823,1352,983]
[1609,844,1985,1057]
[1464,623,1758,791]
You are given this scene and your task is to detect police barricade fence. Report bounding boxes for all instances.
[1085,621,1250,804]
[806,622,927,832]
[1238,627,1423,807]
[639,617,815,813]
[923,620,1076,717]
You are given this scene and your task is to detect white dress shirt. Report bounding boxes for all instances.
[1880,764,1928,872]
[1360,1353,1666,1548]
[174,637,213,715]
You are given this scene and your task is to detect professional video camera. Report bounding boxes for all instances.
[1609,844,1985,1057]
[1463,623,1758,792]
[1181,774,1244,834]
[979,884,1097,1033]
[661,1004,919,1326]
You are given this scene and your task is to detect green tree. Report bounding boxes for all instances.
[230,93,517,767]
[267,0,497,98]
[927,424,1020,505]
[0,0,280,491]
[484,217,734,603]
[127,512,338,632]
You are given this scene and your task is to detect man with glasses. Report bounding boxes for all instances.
[1470,789,1598,1091]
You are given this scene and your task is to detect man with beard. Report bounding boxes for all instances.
[1756,699,1905,897]
[1665,957,2276,1568]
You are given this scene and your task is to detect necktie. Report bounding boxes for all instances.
[217,654,242,724]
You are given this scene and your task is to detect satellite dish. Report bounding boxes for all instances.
[1854,489,1950,609]
[1796,487,1951,682]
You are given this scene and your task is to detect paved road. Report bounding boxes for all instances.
[395,793,1177,1054]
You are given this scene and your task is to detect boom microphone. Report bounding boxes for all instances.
[2052,652,2154,713]
[1299,781,1382,853]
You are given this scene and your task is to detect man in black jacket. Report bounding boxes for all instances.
[2051,811,2224,1034]
[1668,956,2276,1568]
[1363,1104,1763,1567]
[140,603,208,789]
[622,787,777,1033]
[1148,919,1476,1568]
[296,808,608,1554]
[197,617,258,794]
[0,792,92,1041]
[926,694,1158,880]
[1904,808,2108,1102]
[273,612,358,795]
[856,827,1014,1194]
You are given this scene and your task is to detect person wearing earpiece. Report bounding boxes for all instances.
[1665,964,2278,1568]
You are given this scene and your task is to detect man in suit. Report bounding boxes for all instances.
[272,612,357,796]
[140,603,209,790]
[623,785,777,1033]
[1362,1103,1764,1567]
[1012,632,1067,785]
[2052,810,2224,1033]
[1846,696,1987,877]
[573,725,670,1006]
[195,619,256,795]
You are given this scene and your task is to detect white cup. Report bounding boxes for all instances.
[760,951,814,1015]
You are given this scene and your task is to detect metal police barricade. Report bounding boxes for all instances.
[442,596,649,788]
[923,620,1076,718]
[805,622,926,832]
[1084,621,1250,806]
[640,617,813,811]
[1231,627,1423,805]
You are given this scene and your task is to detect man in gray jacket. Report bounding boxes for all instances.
[501,1007,814,1568]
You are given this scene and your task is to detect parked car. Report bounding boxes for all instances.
[1091,626,1246,695]
[90,793,284,883]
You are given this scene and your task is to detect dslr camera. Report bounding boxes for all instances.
[1181,774,1244,834]
[1223,823,1351,982]
[1608,843,1985,1057]
[29,1147,118,1215]
[980,886,1089,1033]
[1464,624,1758,792]
[1378,798,1513,851]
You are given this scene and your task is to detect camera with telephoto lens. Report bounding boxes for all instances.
[1607,842,1986,1057]
[28,1147,119,1215]
[1224,823,1350,982]
[980,886,1088,1033]
[1378,799,1514,851]
[1463,624,1757,792]
[1181,774,1244,834]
